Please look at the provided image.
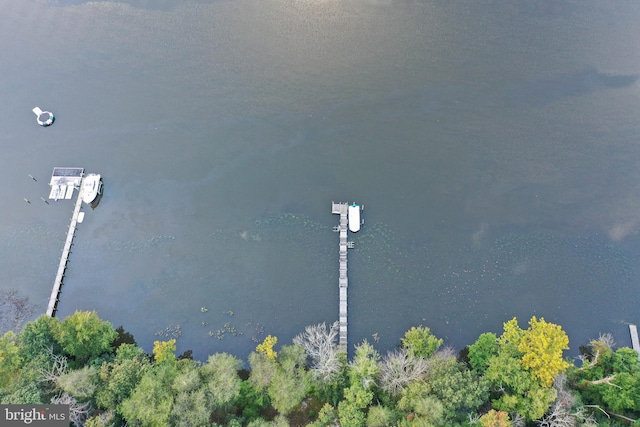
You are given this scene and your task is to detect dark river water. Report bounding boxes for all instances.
[1,0,640,361]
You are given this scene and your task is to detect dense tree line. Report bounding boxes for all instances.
[1,311,640,426]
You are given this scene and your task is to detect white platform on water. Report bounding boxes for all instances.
[48,167,84,200]
[630,324,640,361]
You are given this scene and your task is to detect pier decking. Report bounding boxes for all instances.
[332,202,355,352]
[630,324,640,361]
[46,183,84,317]
[46,168,87,317]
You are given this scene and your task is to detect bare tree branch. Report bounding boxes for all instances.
[432,345,457,361]
[538,374,599,427]
[587,375,621,388]
[511,412,526,427]
[39,347,68,390]
[596,333,616,349]
[467,412,481,425]
[536,375,576,427]
[50,392,91,427]
[584,405,610,418]
[378,349,429,396]
[583,405,638,423]
[293,322,342,383]
[576,350,599,370]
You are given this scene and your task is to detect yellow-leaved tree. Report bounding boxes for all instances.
[517,316,570,387]
[152,339,176,365]
[479,409,512,427]
[256,335,278,361]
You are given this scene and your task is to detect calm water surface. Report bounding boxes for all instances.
[1,0,640,360]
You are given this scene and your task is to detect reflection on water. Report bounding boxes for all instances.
[510,68,639,107]
[1,0,640,359]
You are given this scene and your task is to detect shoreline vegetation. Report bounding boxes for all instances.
[1,311,639,426]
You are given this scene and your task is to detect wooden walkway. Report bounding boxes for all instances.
[46,182,84,317]
[630,324,640,361]
[332,202,351,352]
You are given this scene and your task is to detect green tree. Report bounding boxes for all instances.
[95,346,149,414]
[498,318,525,355]
[349,340,380,389]
[153,339,177,365]
[0,331,23,389]
[55,311,117,362]
[57,365,99,400]
[114,342,147,362]
[200,352,243,409]
[235,380,271,421]
[18,315,61,361]
[172,361,200,393]
[170,388,211,427]
[479,317,571,421]
[401,326,443,359]
[598,371,640,412]
[308,403,339,427]
[366,405,398,427]
[85,411,115,427]
[485,351,556,420]
[248,351,277,391]
[397,381,445,426]
[338,399,367,427]
[572,337,640,416]
[467,333,499,372]
[120,363,178,426]
[612,347,640,374]
[245,415,288,427]
[249,344,310,415]
[426,357,489,421]
[0,341,49,404]
[338,380,374,427]
[268,345,311,415]
[0,379,44,404]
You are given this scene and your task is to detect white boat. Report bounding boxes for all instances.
[348,203,361,233]
[82,174,102,204]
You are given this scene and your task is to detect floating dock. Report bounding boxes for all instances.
[332,202,361,352]
[48,167,84,201]
[630,324,640,361]
[32,106,55,127]
[46,168,86,317]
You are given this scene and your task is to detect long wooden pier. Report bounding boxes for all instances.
[332,202,353,352]
[630,324,640,361]
[46,182,84,317]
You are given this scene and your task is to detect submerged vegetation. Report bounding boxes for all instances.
[1,311,640,426]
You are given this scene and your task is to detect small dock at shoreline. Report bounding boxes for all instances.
[46,168,86,317]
